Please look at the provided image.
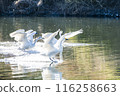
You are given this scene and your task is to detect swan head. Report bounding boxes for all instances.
[59,31,63,37]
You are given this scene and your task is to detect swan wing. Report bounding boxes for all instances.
[9,29,27,42]
[14,34,27,42]
[42,33,52,39]
[25,29,34,35]
[9,29,25,38]
[65,29,83,39]
[42,29,60,39]
[45,31,58,44]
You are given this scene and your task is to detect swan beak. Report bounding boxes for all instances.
[65,38,69,40]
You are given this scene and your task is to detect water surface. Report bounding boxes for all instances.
[0,17,120,80]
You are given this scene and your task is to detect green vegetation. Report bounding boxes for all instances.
[0,0,120,17]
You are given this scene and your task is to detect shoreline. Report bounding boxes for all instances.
[0,15,119,18]
[0,0,120,18]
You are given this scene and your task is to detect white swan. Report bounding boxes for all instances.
[55,29,83,62]
[42,30,60,61]
[10,29,42,50]
[42,29,83,62]
[42,29,83,45]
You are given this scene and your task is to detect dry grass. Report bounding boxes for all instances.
[0,0,120,17]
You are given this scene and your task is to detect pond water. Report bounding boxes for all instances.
[0,17,120,80]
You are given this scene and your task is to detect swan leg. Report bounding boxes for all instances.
[49,57,58,63]
[49,57,54,62]
[49,62,53,67]
[59,52,63,63]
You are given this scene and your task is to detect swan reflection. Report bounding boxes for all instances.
[4,56,63,80]
[42,67,62,80]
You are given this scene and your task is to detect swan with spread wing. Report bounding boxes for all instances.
[10,29,42,50]
[42,29,83,62]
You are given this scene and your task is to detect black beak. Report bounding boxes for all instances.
[65,38,69,40]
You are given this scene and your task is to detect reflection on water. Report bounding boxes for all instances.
[42,67,62,80]
[0,17,120,80]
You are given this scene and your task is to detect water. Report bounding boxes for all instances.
[0,17,120,80]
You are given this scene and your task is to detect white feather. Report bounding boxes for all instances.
[65,29,83,39]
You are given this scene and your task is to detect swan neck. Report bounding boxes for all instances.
[56,36,65,50]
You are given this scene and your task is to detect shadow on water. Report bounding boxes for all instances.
[0,17,120,80]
